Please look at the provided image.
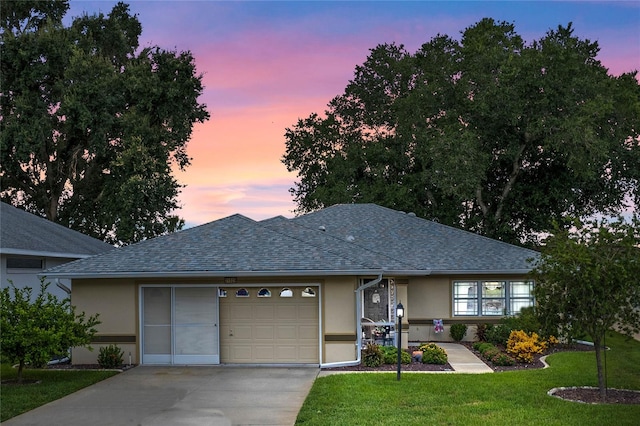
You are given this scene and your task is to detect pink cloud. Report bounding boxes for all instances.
[178,178,297,227]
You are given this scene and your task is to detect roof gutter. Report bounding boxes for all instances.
[39,269,390,280]
[425,269,533,275]
[1,248,99,259]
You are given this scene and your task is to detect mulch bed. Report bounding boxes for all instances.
[324,342,640,405]
[45,363,137,371]
[550,387,640,405]
[323,346,453,372]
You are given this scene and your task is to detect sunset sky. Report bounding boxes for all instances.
[68,1,640,228]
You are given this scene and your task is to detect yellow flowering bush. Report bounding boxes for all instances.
[506,330,547,363]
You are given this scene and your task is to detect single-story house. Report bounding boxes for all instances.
[43,203,539,367]
[1,202,114,301]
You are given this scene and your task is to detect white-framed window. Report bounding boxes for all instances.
[453,280,534,316]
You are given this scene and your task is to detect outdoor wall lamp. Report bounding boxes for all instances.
[396,301,404,381]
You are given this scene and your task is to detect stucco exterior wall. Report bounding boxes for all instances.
[322,276,357,364]
[406,275,531,343]
[407,276,451,320]
[71,278,137,364]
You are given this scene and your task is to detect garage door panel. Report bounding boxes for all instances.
[254,345,275,361]
[232,325,253,339]
[298,346,318,362]
[299,325,318,339]
[276,346,297,360]
[220,286,319,364]
[254,325,275,339]
[255,305,275,319]
[276,325,297,339]
[298,306,318,320]
[230,345,253,362]
[277,305,297,320]
[229,304,253,319]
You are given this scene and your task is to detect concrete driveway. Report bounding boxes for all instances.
[3,366,319,426]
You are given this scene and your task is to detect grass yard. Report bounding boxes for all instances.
[296,331,640,425]
[0,365,118,422]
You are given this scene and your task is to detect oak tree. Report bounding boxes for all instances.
[283,19,640,245]
[0,1,210,245]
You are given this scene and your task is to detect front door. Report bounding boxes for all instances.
[142,286,219,365]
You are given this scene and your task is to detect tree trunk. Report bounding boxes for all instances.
[593,336,607,400]
[17,359,25,385]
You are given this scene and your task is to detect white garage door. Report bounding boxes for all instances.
[219,286,319,364]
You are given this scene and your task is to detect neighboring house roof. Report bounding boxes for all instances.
[0,202,114,258]
[43,203,538,279]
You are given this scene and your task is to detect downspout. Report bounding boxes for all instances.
[55,278,71,295]
[320,272,383,368]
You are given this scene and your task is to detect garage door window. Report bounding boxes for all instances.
[235,288,249,297]
[302,287,316,297]
[280,288,293,297]
[258,288,271,297]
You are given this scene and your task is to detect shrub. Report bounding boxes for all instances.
[420,343,448,365]
[502,307,541,334]
[506,330,547,363]
[449,323,468,342]
[483,346,501,360]
[1,280,100,383]
[472,341,484,351]
[362,342,383,367]
[489,352,516,366]
[474,342,494,355]
[475,323,490,342]
[97,344,124,368]
[379,346,411,365]
[486,323,512,346]
[472,341,516,367]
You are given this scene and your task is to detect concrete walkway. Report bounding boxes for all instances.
[438,343,493,373]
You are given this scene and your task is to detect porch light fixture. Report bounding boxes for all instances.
[396,301,404,381]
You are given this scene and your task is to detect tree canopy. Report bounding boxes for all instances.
[283,18,640,245]
[530,216,640,398]
[0,1,210,245]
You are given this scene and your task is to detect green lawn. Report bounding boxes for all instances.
[296,331,640,425]
[0,365,118,422]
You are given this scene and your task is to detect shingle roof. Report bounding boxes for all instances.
[43,203,538,278]
[1,202,114,258]
[292,204,539,273]
[44,214,388,277]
